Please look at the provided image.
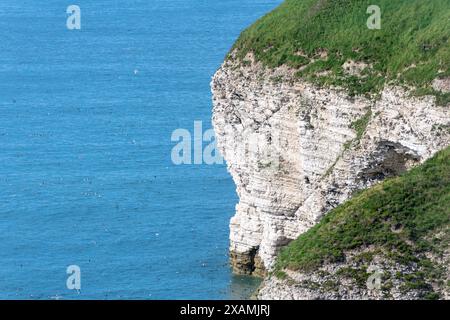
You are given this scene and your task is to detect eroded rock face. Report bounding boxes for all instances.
[211,54,450,275]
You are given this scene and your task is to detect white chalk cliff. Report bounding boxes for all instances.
[211,53,450,276]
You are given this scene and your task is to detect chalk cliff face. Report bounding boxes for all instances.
[211,53,450,276]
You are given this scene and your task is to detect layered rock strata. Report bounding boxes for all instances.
[211,54,450,275]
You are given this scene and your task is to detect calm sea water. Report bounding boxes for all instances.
[0,0,281,299]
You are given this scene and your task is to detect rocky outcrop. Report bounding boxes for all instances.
[211,53,450,276]
[257,245,450,300]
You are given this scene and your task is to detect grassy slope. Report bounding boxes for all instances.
[275,147,449,296]
[232,0,450,101]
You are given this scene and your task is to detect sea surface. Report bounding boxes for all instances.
[0,0,281,299]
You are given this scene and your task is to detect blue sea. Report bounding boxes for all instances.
[0,0,281,299]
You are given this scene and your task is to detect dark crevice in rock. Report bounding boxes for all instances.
[358,142,421,184]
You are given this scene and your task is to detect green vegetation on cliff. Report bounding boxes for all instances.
[275,147,450,297]
[233,0,450,101]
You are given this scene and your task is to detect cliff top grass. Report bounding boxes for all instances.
[275,146,450,280]
[232,0,450,101]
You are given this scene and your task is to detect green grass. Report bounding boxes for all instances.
[232,0,450,99]
[350,108,372,142]
[275,146,450,273]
